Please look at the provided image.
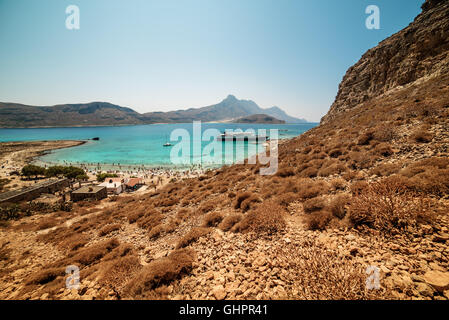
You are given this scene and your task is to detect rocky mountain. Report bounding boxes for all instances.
[0,102,144,128]
[0,96,306,128]
[232,114,286,124]
[321,0,449,123]
[141,95,306,124]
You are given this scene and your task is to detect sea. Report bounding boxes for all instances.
[0,123,317,171]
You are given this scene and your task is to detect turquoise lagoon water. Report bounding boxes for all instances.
[0,123,317,169]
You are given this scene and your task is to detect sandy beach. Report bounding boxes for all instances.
[0,140,86,191]
[0,140,209,194]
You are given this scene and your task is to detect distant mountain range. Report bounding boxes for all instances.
[232,114,285,124]
[0,95,307,128]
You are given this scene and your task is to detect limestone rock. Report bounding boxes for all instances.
[321,0,449,123]
[211,285,227,300]
[423,270,449,293]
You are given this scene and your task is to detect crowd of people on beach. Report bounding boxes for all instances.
[35,160,210,192]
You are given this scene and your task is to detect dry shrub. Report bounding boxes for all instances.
[410,127,433,143]
[149,224,165,239]
[59,234,89,251]
[137,211,163,230]
[306,211,332,231]
[280,178,300,193]
[176,227,211,249]
[233,201,285,236]
[275,192,298,207]
[155,197,179,207]
[199,200,217,214]
[276,167,295,178]
[127,211,144,224]
[349,177,434,232]
[357,130,374,145]
[328,194,351,219]
[99,255,142,294]
[350,181,369,195]
[318,163,348,177]
[330,178,347,191]
[27,267,65,285]
[164,218,180,234]
[410,169,449,196]
[399,158,449,196]
[374,124,396,142]
[71,238,120,267]
[35,217,59,231]
[298,167,318,178]
[218,214,243,232]
[99,223,121,237]
[276,240,388,299]
[234,192,252,209]
[328,148,343,158]
[412,157,449,169]
[374,143,394,157]
[370,163,401,177]
[124,248,195,298]
[176,208,192,221]
[303,197,327,214]
[297,179,330,200]
[348,151,375,170]
[202,212,223,227]
[240,195,262,212]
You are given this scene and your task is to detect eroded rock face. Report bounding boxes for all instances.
[321,0,449,124]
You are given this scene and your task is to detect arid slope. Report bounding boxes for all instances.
[0,0,448,301]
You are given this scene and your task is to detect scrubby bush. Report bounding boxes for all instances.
[357,130,375,145]
[97,173,119,182]
[21,165,46,179]
[318,163,348,177]
[124,248,195,298]
[99,224,121,237]
[349,177,434,232]
[330,178,347,191]
[328,194,351,219]
[410,127,433,143]
[149,224,165,239]
[218,214,243,232]
[276,167,295,178]
[176,227,211,249]
[234,192,252,209]
[233,201,286,236]
[202,212,223,227]
[370,163,401,177]
[374,143,394,157]
[297,179,330,200]
[298,167,318,178]
[240,195,262,212]
[275,240,387,299]
[306,211,332,231]
[303,197,327,214]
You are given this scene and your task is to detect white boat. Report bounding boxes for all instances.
[216,132,269,142]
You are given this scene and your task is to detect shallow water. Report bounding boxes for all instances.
[0,123,317,169]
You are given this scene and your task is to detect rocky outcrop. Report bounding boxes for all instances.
[321,0,449,123]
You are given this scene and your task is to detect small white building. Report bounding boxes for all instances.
[99,178,124,195]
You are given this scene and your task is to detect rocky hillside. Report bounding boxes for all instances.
[322,0,449,123]
[0,0,448,301]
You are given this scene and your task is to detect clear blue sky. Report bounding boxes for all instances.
[0,0,423,122]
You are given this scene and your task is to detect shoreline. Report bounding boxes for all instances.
[0,122,318,130]
[0,140,87,192]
